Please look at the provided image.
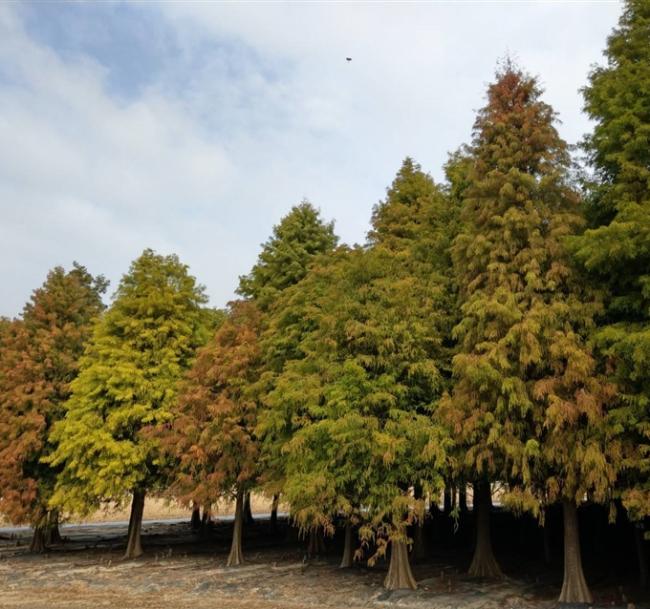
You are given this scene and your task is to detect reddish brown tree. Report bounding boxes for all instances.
[443,65,621,603]
[161,300,262,566]
[0,264,106,551]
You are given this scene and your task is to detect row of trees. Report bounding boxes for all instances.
[1,1,648,604]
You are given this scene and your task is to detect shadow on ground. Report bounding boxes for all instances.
[0,514,647,609]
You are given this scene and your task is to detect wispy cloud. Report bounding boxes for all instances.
[0,2,621,316]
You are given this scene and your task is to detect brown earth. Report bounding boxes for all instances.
[0,516,646,609]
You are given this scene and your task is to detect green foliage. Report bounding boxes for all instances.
[442,66,621,511]
[260,159,455,544]
[237,201,338,311]
[47,250,207,515]
[0,264,106,525]
[573,0,650,520]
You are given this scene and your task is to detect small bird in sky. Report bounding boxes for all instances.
[346,57,352,62]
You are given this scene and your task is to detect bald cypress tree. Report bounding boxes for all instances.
[573,0,650,528]
[161,300,262,566]
[48,250,207,558]
[570,2,650,587]
[0,265,106,552]
[240,202,339,505]
[238,201,338,312]
[443,65,621,603]
[261,160,456,589]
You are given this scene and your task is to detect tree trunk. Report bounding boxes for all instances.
[45,510,62,545]
[190,503,201,530]
[384,539,417,590]
[429,490,441,517]
[443,484,452,514]
[29,525,46,553]
[459,485,468,513]
[200,505,212,535]
[340,521,354,568]
[270,494,279,531]
[307,526,326,558]
[468,480,502,578]
[558,499,592,604]
[243,491,254,525]
[227,489,245,567]
[413,516,426,561]
[124,489,145,559]
[634,523,648,590]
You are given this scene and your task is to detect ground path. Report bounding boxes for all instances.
[0,518,645,609]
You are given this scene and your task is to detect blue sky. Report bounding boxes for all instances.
[0,1,622,316]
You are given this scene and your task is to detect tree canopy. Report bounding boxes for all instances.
[0,264,106,546]
[573,0,650,522]
[237,201,338,311]
[48,250,208,514]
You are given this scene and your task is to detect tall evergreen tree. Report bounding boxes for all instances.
[573,0,650,527]
[238,202,339,501]
[0,264,106,551]
[261,160,456,589]
[443,65,621,603]
[48,250,207,558]
[237,201,338,311]
[157,203,337,564]
[161,300,262,566]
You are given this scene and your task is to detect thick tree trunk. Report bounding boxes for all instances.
[384,539,417,590]
[340,521,354,568]
[443,484,453,515]
[124,489,145,559]
[243,491,254,525]
[429,490,441,517]
[190,503,201,530]
[307,527,326,558]
[45,510,62,545]
[270,494,279,531]
[459,485,468,514]
[227,489,245,567]
[29,526,46,553]
[634,523,648,590]
[558,499,592,604]
[200,505,212,535]
[468,480,502,578]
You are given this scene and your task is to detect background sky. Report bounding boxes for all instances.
[0,1,622,317]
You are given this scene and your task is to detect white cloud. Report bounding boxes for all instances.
[0,2,622,316]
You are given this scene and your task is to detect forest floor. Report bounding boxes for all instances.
[0,516,647,609]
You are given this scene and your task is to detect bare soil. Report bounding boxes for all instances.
[0,516,647,609]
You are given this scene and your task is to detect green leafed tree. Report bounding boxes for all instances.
[260,159,456,589]
[237,202,339,500]
[442,64,622,603]
[572,0,650,529]
[0,264,106,552]
[160,300,262,566]
[237,200,338,311]
[47,250,207,558]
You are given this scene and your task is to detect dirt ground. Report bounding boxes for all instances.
[0,516,647,609]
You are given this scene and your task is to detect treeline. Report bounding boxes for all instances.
[1,2,649,604]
